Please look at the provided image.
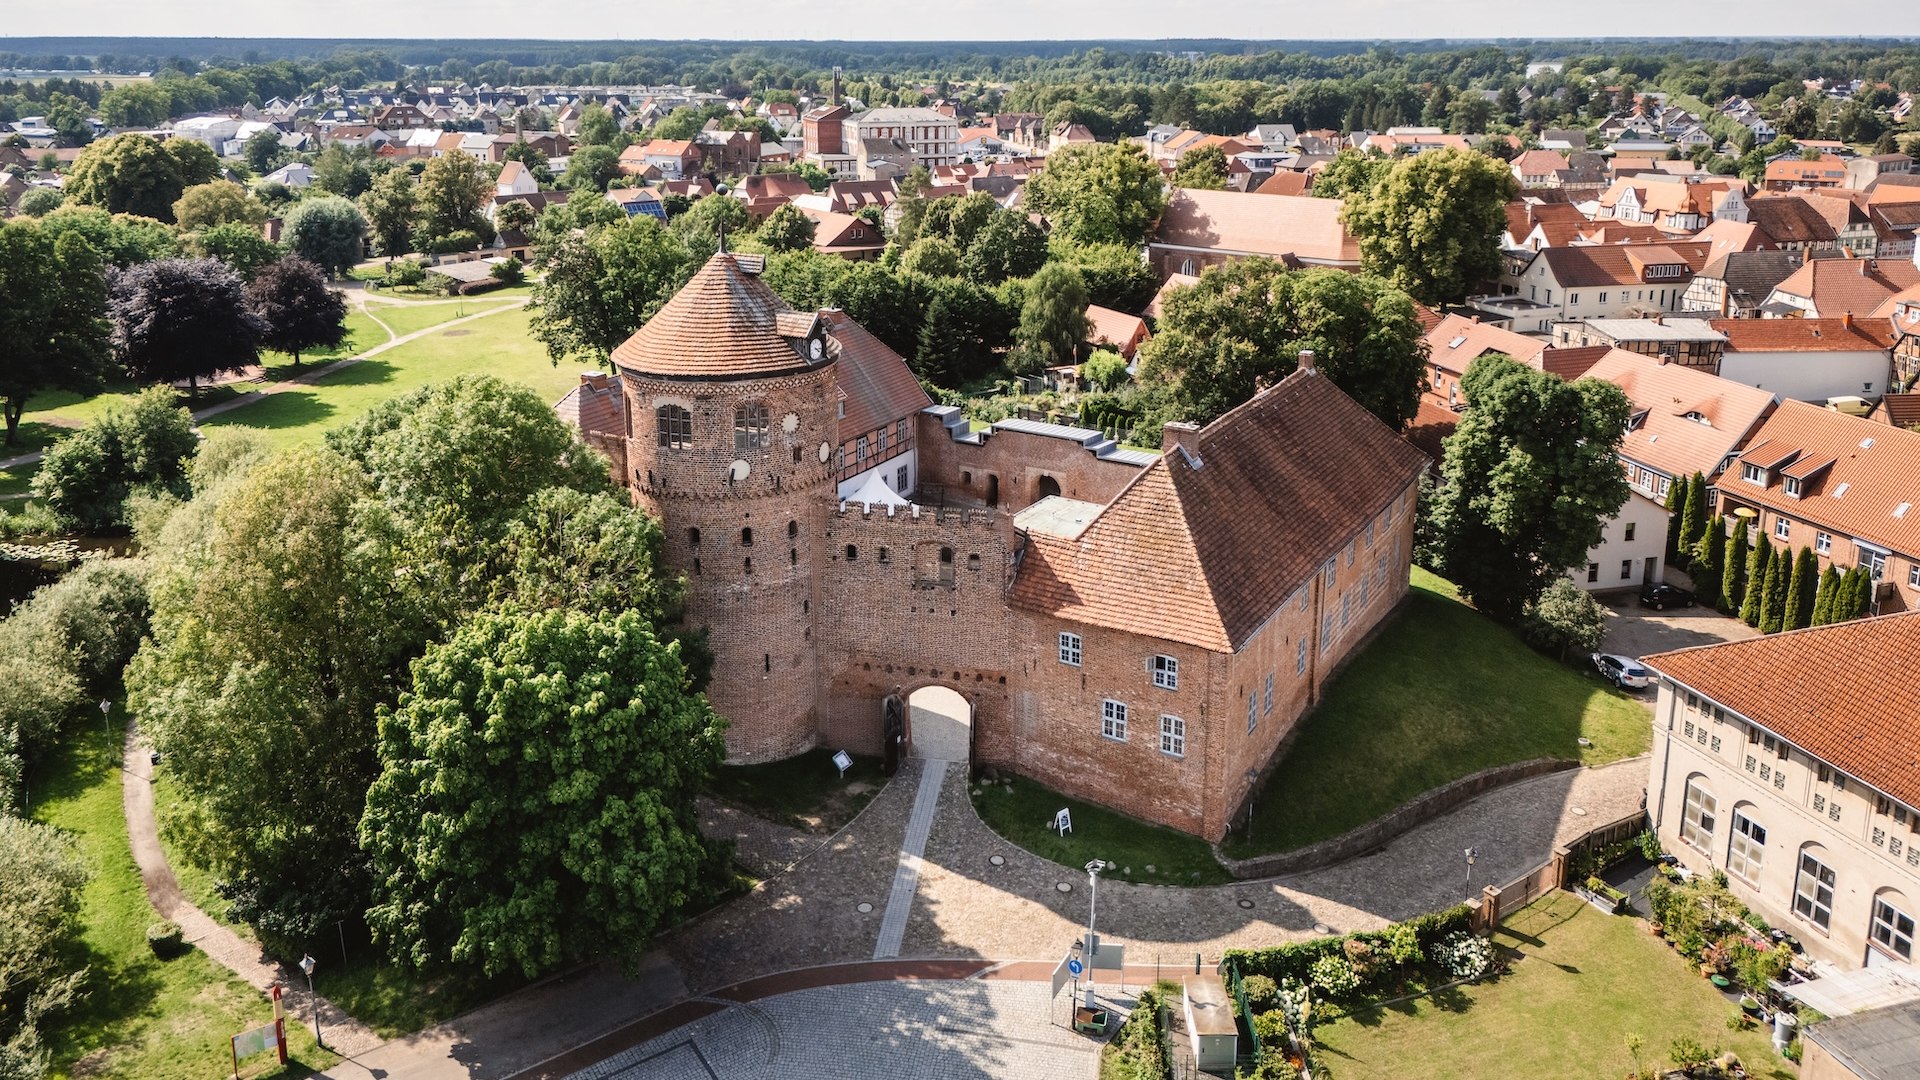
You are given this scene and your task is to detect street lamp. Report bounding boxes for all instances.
[99,699,112,762]
[1464,847,1478,893]
[298,954,323,1048]
[1083,859,1109,1006]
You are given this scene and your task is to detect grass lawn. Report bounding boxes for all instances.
[202,307,589,451]
[708,747,888,833]
[362,298,518,340]
[1222,567,1650,857]
[1313,893,1794,1080]
[31,734,335,1080]
[970,774,1234,886]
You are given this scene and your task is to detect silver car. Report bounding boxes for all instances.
[1592,653,1652,689]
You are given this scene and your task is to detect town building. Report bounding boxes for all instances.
[1683,252,1818,318]
[1570,352,1777,591]
[1764,260,1920,319]
[1714,400,1920,615]
[1148,189,1360,280]
[1710,318,1897,403]
[569,251,1427,840]
[1473,242,1714,334]
[843,107,961,170]
[1644,613,1920,970]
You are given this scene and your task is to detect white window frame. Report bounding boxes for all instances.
[1100,699,1128,742]
[1058,632,1081,667]
[1873,897,1915,960]
[1151,654,1178,690]
[1816,532,1832,555]
[1774,518,1791,541]
[1681,779,1717,851]
[1295,638,1307,676]
[1246,692,1257,734]
[1728,809,1765,883]
[1263,673,1275,714]
[1159,714,1186,758]
[1794,852,1836,930]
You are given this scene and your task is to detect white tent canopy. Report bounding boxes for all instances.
[844,469,910,510]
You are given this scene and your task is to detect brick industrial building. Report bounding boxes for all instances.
[564,252,1426,840]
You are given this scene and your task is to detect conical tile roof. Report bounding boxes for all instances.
[610,253,820,379]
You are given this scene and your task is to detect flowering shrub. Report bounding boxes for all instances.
[1429,932,1495,979]
[1276,978,1313,1035]
[1310,954,1361,996]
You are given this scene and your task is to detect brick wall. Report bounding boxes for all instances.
[914,412,1145,513]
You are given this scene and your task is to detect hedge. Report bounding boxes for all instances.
[146,920,188,959]
[1101,982,1174,1080]
[1221,905,1473,992]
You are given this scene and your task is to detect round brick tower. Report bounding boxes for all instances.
[612,253,835,762]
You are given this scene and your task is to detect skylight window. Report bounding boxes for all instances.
[1833,482,1851,498]
[1861,437,1876,449]
[1897,503,1912,519]
[1447,335,1467,349]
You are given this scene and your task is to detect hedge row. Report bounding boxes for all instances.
[1100,983,1174,1080]
[1220,905,1473,990]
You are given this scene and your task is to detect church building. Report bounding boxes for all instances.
[560,252,1428,840]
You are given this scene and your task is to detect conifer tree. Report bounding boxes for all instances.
[1759,549,1790,633]
[1692,518,1726,609]
[1786,547,1819,631]
[1721,523,1749,616]
[1811,565,1840,626]
[1664,475,1689,566]
[1679,471,1711,564]
[1740,539,1771,627]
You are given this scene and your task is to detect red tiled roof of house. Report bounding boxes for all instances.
[1763,155,1848,185]
[1768,259,1920,316]
[1710,317,1896,352]
[1746,196,1840,244]
[1411,302,1445,335]
[1504,199,1588,242]
[611,253,818,380]
[1692,218,1774,258]
[1728,399,1920,556]
[1146,273,1200,321]
[1253,171,1311,197]
[1405,398,1459,463]
[554,372,626,436]
[1425,314,1548,378]
[1643,612,1920,810]
[643,138,696,156]
[824,312,930,438]
[1085,304,1148,353]
[1008,367,1428,651]
[1538,344,1618,382]
[1534,241,1713,288]
[1870,392,1920,429]
[1873,281,1920,322]
[1513,149,1568,176]
[1153,188,1359,266]
[797,208,884,254]
[1579,350,1777,481]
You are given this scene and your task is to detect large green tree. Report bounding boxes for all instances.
[1427,355,1632,621]
[1137,259,1428,430]
[575,102,623,147]
[64,133,189,221]
[1692,517,1726,609]
[1811,564,1841,626]
[1010,263,1090,375]
[1680,471,1711,564]
[1171,145,1229,190]
[961,209,1048,284]
[417,152,493,245]
[358,168,418,262]
[1022,141,1166,247]
[361,608,724,978]
[282,195,368,277]
[1312,150,1392,200]
[1341,146,1516,305]
[0,816,91,1070]
[33,386,198,532]
[756,204,816,254]
[560,144,624,194]
[37,205,180,266]
[1740,537,1772,627]
[530,215,691,365]
[0,224,110,446]
[915,278,1014,387]
[172,181,268,233]
[188,220,283,278]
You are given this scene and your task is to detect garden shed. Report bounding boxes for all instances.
[1182,973,1239,1072]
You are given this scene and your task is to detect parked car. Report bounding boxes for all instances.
[1638,583,1695,611]
[1592,653,1653,689]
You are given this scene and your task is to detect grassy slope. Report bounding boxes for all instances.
[1224,568,1650,857]
[1314,893,1792,1080]
[32,736,334,1080]
[970,774,1233,886]
[201,307,590,451]
[707,747,888,833]
[361,299,517,340]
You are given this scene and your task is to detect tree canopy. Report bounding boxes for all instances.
[108,257,264,388]
[417,152,493,245]
[172,181,268,233]
[1139,260,1428,430]
[360,607,724,978]
[246,256,348,367]
[1341,147,1517,305]
[358,168,418,261]
[1010,263,1090,375]
[1022,141,1166,247]
[530,215,691,366]
[283,195,368,277]
[33,386,198,532]
[1171,145,1229,190]
[0,222,110,446]
[1426,355,1632,621]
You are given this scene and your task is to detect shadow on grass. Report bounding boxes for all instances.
[707,748,887,833]
[203,361,399,434]
[969,773,1232,885]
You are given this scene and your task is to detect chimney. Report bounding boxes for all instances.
[1719,287,1730,317]
[1653,313,1664,325]
[1843,312,1854,330]
[582,370,611,391]
[1298,349,1318,375]
[1161,421,1203,469]
[1658,351,1674,365]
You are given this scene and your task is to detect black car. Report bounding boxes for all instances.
[1639,583,1695,611]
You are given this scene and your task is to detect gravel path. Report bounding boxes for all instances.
[122,725,384,1057]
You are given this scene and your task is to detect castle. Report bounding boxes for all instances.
[560,252,1428,840]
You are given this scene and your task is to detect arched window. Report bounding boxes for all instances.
[1793,845,1836,930]
[734,401,770,450]
[1179,257,1197,276]
[788,520,799,539]
[1681,777,1717,851]
[1036,475,1062,500]
[656,405,693,449]
[1873,890,1916,961]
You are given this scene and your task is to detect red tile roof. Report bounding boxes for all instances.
[824,313,929,438]
[1153,188,1360,266]
[1768,259,1920,317]
[1008,367,1428,651]
[554,372,626,436]
[1644,612,1920,810]
[1710,317,1896,352]
[1538,344,1618,382]
[1579,350,1777,481]
[1726,399,1920,557]
[610,253,819,380]
[1425,314,1547,378]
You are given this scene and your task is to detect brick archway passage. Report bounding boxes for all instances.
[908,684,972,762]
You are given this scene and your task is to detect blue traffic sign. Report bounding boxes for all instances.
[1067,958,1084,977]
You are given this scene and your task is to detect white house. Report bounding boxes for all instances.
[1712,318,1899,403]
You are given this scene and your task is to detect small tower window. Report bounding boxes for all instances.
[846,544,858,560]
[688,527,701,547]
[744,557,753,574]
[656,405,693,449]
[734,402,770,450]
[692,558,702,576]
[741,527,753,547]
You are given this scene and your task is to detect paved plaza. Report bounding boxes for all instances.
[565,979,1116,1080]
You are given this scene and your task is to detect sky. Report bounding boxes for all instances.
[6,1,1918,43]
